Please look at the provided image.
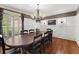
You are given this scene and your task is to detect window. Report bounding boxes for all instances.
[2,10,21,40]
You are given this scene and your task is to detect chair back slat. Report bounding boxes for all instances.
[28,34,42,54]
[41,30,53,49]
[34,34,42,41]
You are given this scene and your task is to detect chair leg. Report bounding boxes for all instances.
[2,44,5,54]
[2,47,5,54]
[43,44,48,54]
[41,44,46,53]
[22,47,28,54]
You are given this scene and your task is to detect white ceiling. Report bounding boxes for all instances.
[0,4,79,17]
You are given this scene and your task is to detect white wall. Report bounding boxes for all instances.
[40,16,76,41]
[24,18,35,30]
[75,11,79,46]
[24,18,41,31]
[24,16,76,41]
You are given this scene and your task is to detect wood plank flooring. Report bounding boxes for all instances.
[44,37,79,54]
[0,37,79,54]
[0,45,2,54]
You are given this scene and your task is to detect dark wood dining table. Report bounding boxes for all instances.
[4,32,44,53]
[5,32,43,48]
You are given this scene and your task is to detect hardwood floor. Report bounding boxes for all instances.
[44,37,79,54]
[0,37,79,54]
[0,46,2,54]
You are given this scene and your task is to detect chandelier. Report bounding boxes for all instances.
[33,4,42,22]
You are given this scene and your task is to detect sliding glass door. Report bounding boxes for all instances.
[2,10,21,40]
[2,13,12,40]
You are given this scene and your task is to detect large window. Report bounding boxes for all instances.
[2,10,21,40]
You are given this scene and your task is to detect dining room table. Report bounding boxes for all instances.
[4,32,45,53]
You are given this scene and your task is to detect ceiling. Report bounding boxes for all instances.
[0,4,79,17]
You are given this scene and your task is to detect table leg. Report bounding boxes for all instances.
[19,47,27,54]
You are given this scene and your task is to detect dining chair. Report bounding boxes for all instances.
[29,29,35,33]
[47,28,52,31]
[43,31,50,47]
[36,29,40,32]
[40,31,50,53]
[0,35,19,54]
[28,34,42,54]
[48,30,53,44]
[21,30,28,34]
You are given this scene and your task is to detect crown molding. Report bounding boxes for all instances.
[43,11,77,20]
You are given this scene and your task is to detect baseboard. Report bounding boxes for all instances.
[75,40,79,46]
[53,36,75,42]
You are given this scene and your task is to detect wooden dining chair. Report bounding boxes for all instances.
[21,30,28,34]
[42,31,52,48]
[0,35,19,54]
[43,31,50,47]
[48,30,53,44]
[36,29,40,32]
[28,34,42,54]
[29,29,35,33]
[47,28,52,31]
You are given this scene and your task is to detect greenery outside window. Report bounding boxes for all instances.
[2,10,21,40]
